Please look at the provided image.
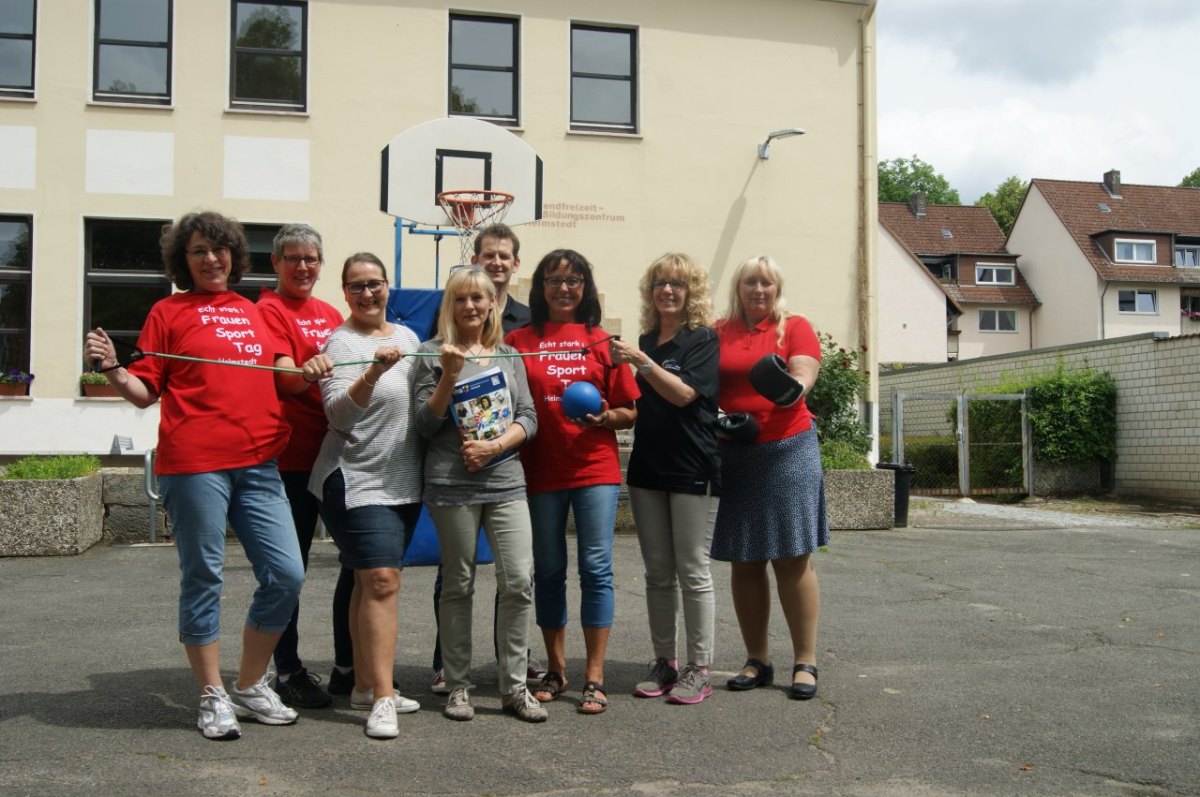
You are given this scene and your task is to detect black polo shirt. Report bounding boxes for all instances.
[625,325,721,495]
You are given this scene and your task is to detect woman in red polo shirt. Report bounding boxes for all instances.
[711,255,826,701]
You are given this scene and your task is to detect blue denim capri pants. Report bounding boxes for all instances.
[158,461,305,647]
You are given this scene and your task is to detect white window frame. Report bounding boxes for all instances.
[1114,238,1156,264]
[1174,245,1200,268]
[975,263,1015,285]
[978,308,1017,333]
[1117,289,1158,315]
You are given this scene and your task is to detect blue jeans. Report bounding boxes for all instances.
[529,485,618,629]
[159,461,305,647]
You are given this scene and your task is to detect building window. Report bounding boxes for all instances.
[84,219,172,357]
[570,24,636,133]
[978,309,1017,333]
[230,1,306,111]
[232,222,280,302]
[1114,239,1155,264]
[1117,289,1157,314]
[0,216,32,374]
[0,0,36,99]
[94,0,172,104]
[975,264,1015,285]
[1175,245,1200,268]
[448,14,518,124]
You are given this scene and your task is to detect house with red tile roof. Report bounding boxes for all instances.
[878,193,1039,363]
[1007,170,1200,346]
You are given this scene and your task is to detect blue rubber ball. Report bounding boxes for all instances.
[561,381,603,420]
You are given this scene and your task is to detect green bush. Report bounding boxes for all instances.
[808,332,871,458]
[2,455,102,480]
[820,439,871,470]
[962,363,1116,465]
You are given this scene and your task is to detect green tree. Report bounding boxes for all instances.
[1181,167,1200,188]
[975,175,1028,235]
[877,155,961,205]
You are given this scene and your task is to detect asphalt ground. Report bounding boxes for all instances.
[1,499,1197,797]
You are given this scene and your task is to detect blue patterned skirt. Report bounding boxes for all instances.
[710,426,829,562]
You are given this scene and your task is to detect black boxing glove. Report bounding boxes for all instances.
[749,353,805,407]
[712,412,759,444]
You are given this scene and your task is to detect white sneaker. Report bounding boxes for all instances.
[230,671,299,725]
[197,685,241,740]
[430,668,450,695]
[351,688,419,714]
[365,697,398,739]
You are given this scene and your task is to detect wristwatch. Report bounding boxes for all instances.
[638,360,654,374]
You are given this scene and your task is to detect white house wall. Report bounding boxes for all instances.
[875,224,947,363]
[0,0,877,455]
[956,306,1033,360]
[1008,184,1101,347]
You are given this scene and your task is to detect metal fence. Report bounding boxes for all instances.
[879,391,1031,497]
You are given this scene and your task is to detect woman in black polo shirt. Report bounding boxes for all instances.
[611,252,720,705]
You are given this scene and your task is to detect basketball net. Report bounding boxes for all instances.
[437,190,515,267]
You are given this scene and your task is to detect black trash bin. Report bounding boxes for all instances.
[876,462,917,528]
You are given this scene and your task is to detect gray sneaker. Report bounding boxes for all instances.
[197,685,241,740]
[502,685,548,723]
[667,664,713,705]
[443,687,475,721]
[230,671,299,725]
[632,657,678,698]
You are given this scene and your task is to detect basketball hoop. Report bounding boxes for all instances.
[437,189,515,266]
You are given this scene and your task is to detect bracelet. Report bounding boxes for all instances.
[362,372,378,388]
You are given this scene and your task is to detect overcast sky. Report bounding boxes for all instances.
[876,0,1200,203]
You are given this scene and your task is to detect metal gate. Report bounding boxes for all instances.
[881,391,1032,498]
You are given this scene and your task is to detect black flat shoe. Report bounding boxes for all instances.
[727,658,774,691]
[789,663,818,700]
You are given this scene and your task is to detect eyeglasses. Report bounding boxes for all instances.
[344,280,387,294]
[652,280,686,291]
[187,246,230,260]
[545,276,584,289]
[282,255,321,267]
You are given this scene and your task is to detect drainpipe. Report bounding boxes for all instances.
[1099,281,1109,340]
[858,0,879,460]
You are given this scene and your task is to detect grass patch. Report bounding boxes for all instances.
[2,455,101,480]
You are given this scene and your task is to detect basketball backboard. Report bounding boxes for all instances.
[380,117,543,226]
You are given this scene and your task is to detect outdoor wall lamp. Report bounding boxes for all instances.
[758,128,806,159]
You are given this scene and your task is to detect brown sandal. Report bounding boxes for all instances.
[532,671,567,703]
[578,680,608,715]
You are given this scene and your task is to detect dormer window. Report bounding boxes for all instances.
[1114,239,1155,264]
[1175,245,1200,268]
[976,264,1015,285]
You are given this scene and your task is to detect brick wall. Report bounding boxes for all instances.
[878,332,1200,501]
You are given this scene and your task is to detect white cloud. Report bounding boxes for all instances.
[877,1,1199,201]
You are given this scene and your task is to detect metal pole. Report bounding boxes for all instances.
[957,393,970,497]
[1022,390,1034,496]
[892,391,904,463]
[143,448,160,543]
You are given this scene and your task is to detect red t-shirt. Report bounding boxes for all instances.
[505,322,640,494]
[257,289,344,471]
[717,314,822,442]
[128,291,291,475]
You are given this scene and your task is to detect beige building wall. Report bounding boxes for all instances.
[955,306,1033,360]
[0,0,876,455]
[1008,185,1102,347]
[875,225,947,363]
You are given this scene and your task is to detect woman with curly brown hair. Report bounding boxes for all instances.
[611,253,721,705]
[84,211,322,741]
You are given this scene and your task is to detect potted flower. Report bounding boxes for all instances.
[80,371,119,398]
[0,369,34,397]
